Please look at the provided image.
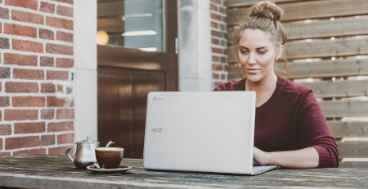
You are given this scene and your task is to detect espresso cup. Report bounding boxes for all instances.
[95,147,124,169]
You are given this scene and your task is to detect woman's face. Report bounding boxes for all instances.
[237,29,283,83]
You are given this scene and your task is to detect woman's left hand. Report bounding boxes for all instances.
[253,146,272,166]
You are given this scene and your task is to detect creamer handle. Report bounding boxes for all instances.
[66,148,74,162]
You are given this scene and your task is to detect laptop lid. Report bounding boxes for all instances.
[143,91,256,174]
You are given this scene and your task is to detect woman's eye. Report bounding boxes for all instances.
[259,51,266,54]
[240,50,248,54]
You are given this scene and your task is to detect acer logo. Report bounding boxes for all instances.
[151,128,163,132]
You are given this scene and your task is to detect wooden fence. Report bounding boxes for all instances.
[226,0,368,168]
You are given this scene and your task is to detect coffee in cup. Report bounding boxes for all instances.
[95,147,124,168]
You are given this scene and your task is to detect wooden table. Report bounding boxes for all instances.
[0,154,366,189]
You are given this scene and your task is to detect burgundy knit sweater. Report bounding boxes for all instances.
[214,75,339,168]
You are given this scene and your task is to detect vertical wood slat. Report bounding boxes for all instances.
[227,0,368,25]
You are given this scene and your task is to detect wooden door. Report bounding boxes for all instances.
[97,0,178,158]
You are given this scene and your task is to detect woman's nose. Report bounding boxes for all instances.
[248,53,257,64]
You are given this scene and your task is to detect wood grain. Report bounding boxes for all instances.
[295,80,368,98]
[338,141,368,158]
[227,37,368,62]
[320,100,368,118]
[227,0,368,25]
[328,121,368,138]
[227,0,300,8]
[228,17,368,42]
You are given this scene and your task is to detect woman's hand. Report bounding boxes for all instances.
[253,146,272,166]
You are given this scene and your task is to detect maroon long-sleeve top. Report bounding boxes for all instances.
[214,75,339,168]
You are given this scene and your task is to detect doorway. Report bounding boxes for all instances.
[97,0,178,158]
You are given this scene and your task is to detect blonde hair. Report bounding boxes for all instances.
[233,0,289,79]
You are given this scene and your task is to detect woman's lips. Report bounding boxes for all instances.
[245,68,260,74]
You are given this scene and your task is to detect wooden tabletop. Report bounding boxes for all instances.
[0,154,366,189]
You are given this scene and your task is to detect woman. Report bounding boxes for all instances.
[214,1,339,168]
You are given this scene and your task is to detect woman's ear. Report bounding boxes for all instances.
[276,45,284,60]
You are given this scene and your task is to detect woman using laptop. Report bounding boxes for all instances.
[214,1,339,168]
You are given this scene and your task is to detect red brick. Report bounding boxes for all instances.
[57,84,63,92]
[4,53,37,66]
[0,110,1,121]
[56,31,73,42]
[5,0,38,10]
[49,145,73,156]
[41,109,55,119]
[212,64,223,71]
[57,5,73,17]
[40,56,54,67]
[219,7,226,14]
[0,37,10,49]
[220,24,226,30]
[40,135,55,146]
[223,0,227,6]
[48,121,73,132]
[0,96,10,107]
[212,56,219,62]
[46,16,73,30]
[221,57,227,63]
[40,2,55,13]
[210,4,218,11]
[56,58,74,68]
[0,67,10,78]
[12,39,43,53]
[0,7,9,19]
[0,124,12,135]
[14,122,45,134]
[52,0,73,4]
[41,83,56,93]
[224,65,228,71]
[5,136,39,149]
[222,16,227,22]
[211,30,222,38]
[4,23,37,38]
[5,82,38,93]
[0,152,11,157]
[211,13,222,21]
[47,97,74,107]
[13,69,44,80]
[56,108,74,119]
[0,139,2,150]
[212,38,219,45]
[57,133,74,144]
[212,47,223,54]
[221,74,227,80]
[211,21,218,29]
[0,82,1,92]
[4,109,38,121]
[12,96,45,107]
[46,43,73,55]
[39,29,54,40]
[210,0,221,4]
[0,22,2,32]
[213,73,220,79]
[12,10,44,25]
[220,40,226,46]
[13,148,46,156]
[47,70,69,80]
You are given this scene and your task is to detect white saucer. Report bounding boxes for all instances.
[86,165,131,174]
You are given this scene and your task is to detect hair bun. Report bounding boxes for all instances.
[250,1,283,21]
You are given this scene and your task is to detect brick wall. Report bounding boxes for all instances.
[210,0,228,89]
[0,0,75,157]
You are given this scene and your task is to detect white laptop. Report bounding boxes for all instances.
[143,91,277,175]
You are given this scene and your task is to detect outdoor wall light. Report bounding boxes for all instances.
[96,30,109,45]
